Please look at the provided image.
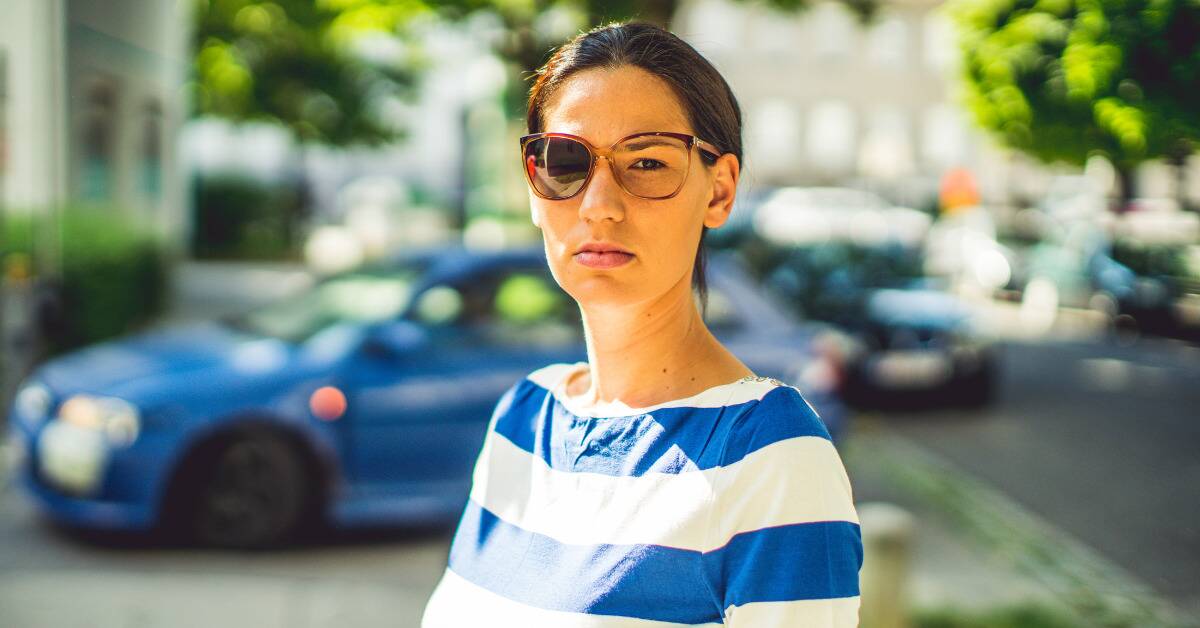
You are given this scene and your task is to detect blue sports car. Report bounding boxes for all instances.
[6,246,848,548]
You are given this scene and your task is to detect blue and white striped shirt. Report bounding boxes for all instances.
[422,362,863,627]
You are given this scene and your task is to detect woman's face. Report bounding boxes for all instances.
[531,65,739,310]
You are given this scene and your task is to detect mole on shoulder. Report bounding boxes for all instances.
[661,368,667,373]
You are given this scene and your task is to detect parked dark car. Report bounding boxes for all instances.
[732,237,997,408]
[6,246,848,548]
[1089,240,1200,342]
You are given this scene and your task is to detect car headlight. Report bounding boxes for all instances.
[15,382,53,427]
[57,394,141,447]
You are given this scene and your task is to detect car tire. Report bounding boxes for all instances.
[183,432,312,549]
[956,360,995,408]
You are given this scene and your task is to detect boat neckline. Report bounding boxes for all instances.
[546,361,784,418]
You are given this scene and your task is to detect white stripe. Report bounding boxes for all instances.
[526,362,782,417]
[421,567,723,628]
[470,432,859,551]
[723,596,861,627]
[526,362,581,390]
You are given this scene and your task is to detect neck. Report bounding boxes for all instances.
[572,272,751,408]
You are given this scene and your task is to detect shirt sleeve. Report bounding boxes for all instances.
[700,386,863,627]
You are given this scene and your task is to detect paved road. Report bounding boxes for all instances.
[882,335,1200,618]
[0,483,453,628]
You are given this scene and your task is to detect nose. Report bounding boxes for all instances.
[577,156,626,224]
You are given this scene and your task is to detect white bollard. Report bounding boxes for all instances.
[857,501,916,628]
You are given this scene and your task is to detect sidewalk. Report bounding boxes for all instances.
[844,417,1194,628]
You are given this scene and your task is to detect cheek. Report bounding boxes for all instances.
[636,200,706,281]
[534,202,573,249]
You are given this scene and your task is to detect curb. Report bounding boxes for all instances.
[845,419,1193,628]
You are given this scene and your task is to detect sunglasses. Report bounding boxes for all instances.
[519,131,722,201]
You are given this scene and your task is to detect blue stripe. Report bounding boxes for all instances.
[719,385,833,467]
[449,500,719,624]
[448,501,862,622]
[703,523,863,608]
[491,378,831,476]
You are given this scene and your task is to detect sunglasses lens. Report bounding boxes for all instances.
[613,136,691,199]
[523,136,591,199]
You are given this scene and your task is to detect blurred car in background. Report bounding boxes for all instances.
[6,246,848,548]
[996,204,1200,342]
[1090,239,1200,341]
[755,241,997,408]
[711,185,998,409]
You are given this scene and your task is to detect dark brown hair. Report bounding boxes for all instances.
[526,22,743,308]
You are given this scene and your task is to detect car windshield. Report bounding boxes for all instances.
[223,267,421,343]
[759,242,926,324]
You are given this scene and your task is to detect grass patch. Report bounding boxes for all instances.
[913,603,1080,628]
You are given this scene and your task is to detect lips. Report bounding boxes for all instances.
[573,242,634,269]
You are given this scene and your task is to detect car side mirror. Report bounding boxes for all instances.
[361,321,428,360]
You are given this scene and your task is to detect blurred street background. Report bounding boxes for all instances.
[1,0,1198,627]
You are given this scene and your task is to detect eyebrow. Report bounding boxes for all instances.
[621,137,681,151]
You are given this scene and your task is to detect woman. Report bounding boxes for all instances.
[422,22,863,627]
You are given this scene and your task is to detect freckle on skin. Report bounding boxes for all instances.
[662,368,667,373]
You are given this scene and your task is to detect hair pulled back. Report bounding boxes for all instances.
[526,22,743,306]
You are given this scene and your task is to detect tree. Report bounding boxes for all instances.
[192,0,427,145]
[950,0,1200,209]
[192,0,879,146]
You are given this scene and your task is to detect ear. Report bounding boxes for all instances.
[703,153,740,229]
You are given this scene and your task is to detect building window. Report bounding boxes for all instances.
[811,2,856,60]
[922,11,956,71]
[806,100,856,173]
[141,100,163,199]
[748,8,801,56]
[860,107,914,179]
[81,80,117,202]
[867,14,908,68]
[0,51,7,201]
[682,0,744,52]
[921,103,968,169]
[747,99,803,180]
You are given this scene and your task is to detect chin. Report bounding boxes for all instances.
[560,269,641,306]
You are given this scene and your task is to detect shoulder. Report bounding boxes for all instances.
[719,383,833,468]
[525,362,583,392]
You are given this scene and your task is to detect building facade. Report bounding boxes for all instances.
[0,0,190,251]
[674,0,1199,210]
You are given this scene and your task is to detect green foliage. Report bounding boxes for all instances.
[190,174,308,260]
[191,0,425,145]
[950,0,1200,173]
[2,208,169,355]
[192,0,879,145]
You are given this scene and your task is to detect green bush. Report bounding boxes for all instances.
[1,206,168,355]
[191,174,307,260]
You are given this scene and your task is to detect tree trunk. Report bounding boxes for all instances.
[1167,149,1194,214]
[1115,165,1136,213]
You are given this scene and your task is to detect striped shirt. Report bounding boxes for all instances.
[422,362,863,627]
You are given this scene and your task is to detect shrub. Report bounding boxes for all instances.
[1,206,169,355]
[191,174,307,260]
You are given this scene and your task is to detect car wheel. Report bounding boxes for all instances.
[189,433,310,549]
[956,360,995,408]
[1112,313,1140,346]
